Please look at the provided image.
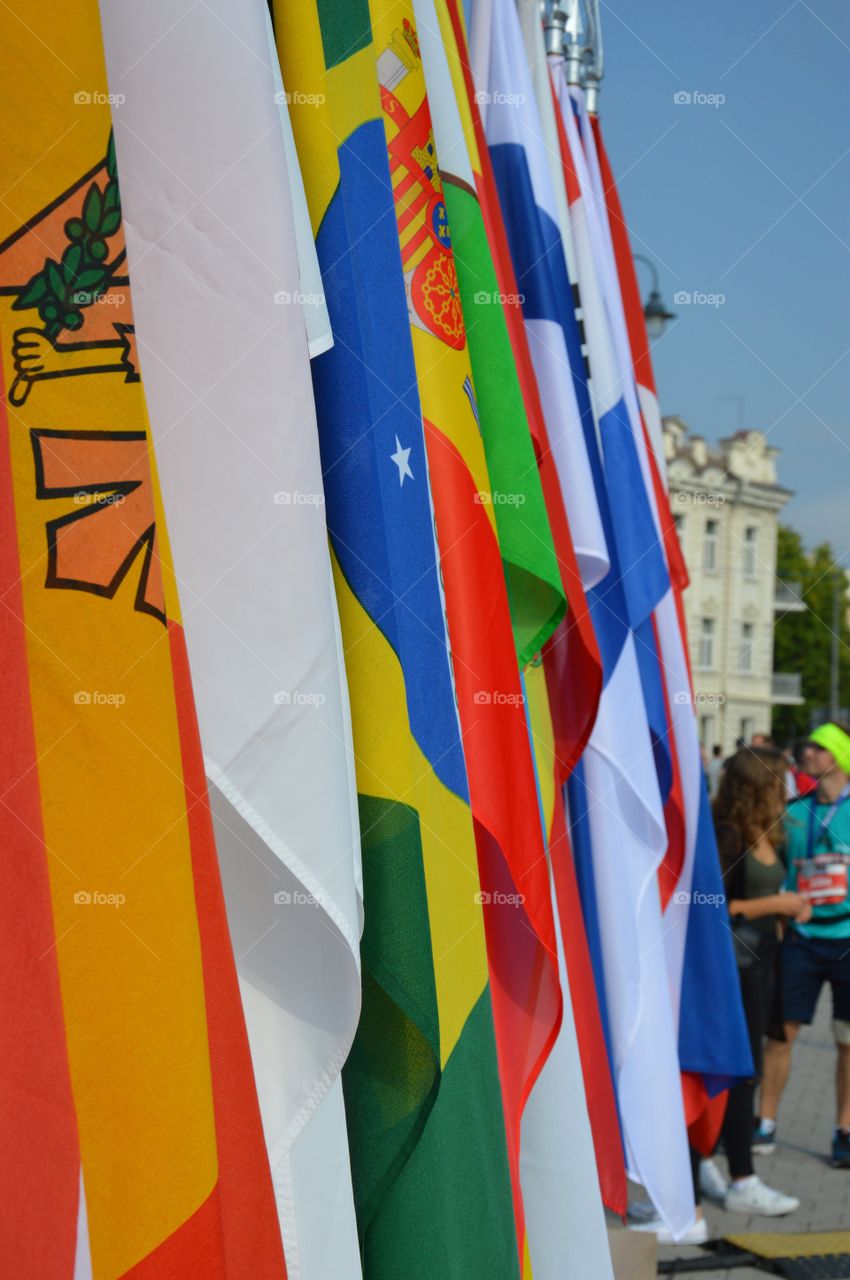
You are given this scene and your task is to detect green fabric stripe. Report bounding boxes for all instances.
[443,177,566,664]
[316,0,372,68]
[342,793,440,1228]
[364,987,521,1279]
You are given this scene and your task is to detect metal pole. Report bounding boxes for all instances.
[830,570,840,721]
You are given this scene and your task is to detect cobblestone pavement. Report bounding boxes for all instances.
[626,991,850,1277]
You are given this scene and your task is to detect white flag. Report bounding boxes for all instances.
[100,4,363,1278]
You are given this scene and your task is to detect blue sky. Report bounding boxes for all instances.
[598,0,850,559]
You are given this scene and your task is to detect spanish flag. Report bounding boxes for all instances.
[0,4,284,1275]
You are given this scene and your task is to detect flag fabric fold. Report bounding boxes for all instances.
[538,45,697,1236]
[589,112,753,1136]
[469,0,632,1238]
[100,3,364,1276]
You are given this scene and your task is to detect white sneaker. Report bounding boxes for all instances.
[628,1215,710,1245]
[724,1175,799,1217]
[699,1157,730,1203]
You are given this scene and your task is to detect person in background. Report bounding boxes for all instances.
[705,747,803,1215]
[791,739,818,798]
[707,743,724,798]
[758,723,850,1167]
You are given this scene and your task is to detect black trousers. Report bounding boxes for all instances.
[721,935,778,1179]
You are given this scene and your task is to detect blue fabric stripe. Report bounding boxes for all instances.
[596,399,669,631]
[312,120,468,801]
[679,778,754,1087]
[634,616,673,805]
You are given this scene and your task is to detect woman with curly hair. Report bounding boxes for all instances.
[707,746,806,1216]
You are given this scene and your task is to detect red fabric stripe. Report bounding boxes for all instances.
[591,117,689,601]
[549,799,627,1215]
[652,612,687,908]
[682,1072,728,1157]
[164,624,286,1279]
[590,116,656,399]
[122,1189,227,1280]
[0,354,80,1278]
[550,74,581,208]
[423,417,561,1260]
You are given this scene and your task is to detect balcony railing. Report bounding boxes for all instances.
[772,672,804,704]
[774,580,806,613]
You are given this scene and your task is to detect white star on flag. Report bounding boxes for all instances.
[390,435,414,486]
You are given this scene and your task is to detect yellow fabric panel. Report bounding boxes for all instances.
[524,662,556,837]
[332,555,487,1066]
[273,2,378,235]
[0,4,216,1272]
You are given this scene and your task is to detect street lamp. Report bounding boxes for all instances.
[634,253,676,339]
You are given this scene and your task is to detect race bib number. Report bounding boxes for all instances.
[798,858,849,905]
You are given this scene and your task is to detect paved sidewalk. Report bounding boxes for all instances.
[639,991,850,1277]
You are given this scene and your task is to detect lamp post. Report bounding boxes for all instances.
[634,253,676,339]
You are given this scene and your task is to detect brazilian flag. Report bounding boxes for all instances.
[273,4,520,1277]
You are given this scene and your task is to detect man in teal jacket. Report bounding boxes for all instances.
[758,722,850,1167]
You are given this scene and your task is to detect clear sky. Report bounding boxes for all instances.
[598,0,850,560]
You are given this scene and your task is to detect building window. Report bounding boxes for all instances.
[700,713,715,748]
[743,525,758,576]
[739,717,754,744]
[703,518,719,572]
[739,622,754,673]
[698,617,715,669]
[673,512,685,547]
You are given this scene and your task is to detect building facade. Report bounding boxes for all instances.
[663,417,804,755]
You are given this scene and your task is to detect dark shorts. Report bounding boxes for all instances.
[782,929,850,1025]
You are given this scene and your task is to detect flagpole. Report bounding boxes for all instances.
[541,0,604,109]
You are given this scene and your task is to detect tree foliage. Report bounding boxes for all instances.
[772,525,850,745]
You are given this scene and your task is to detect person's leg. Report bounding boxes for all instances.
[836,1040,850,1129]
[829,947,850,1130]
[760,930,821,1122]
[759,1024,799,1121]
[722,1080,756,1179]
[689,1144,704,1220]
